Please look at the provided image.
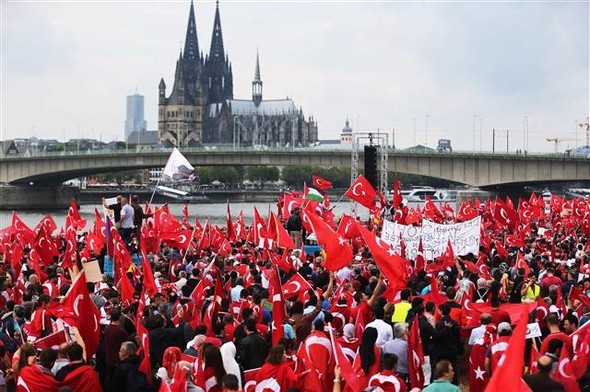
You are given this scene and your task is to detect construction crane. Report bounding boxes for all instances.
[546,137,576,153]
[579,117,590,147]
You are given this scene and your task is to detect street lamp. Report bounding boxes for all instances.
[425,114,430,147]
[472,115,477,153]
[413,118,416,146]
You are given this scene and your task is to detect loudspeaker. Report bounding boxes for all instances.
[364,145,378,189]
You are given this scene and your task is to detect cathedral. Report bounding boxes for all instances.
[158,1,318,148]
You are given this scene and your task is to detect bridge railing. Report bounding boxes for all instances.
[0,146,585,160]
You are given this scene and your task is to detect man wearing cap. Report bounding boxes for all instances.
[484,322,512,376]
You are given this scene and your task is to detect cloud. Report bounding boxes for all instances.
[1,1,588,153]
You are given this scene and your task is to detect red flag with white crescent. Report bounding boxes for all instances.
[312,175,333,191]
[343,175,377,209]
[408,316,425,389]
[62,271,101,358]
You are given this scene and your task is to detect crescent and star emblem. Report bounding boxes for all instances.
[352,183,364,197]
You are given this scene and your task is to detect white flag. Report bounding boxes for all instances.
[162,148,195,182]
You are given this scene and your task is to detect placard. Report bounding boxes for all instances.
[83,259,103,283]
[525,322,542,339]
[381,217,481,260]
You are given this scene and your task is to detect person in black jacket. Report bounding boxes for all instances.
[523,355,565,392]
[111,341,150,392]
[432,303,463,385]
[286,207,303,248]
[147,313,186,370]
[236,318,268,370]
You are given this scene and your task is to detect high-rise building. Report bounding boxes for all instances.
[125,93,147,141]
[158,1,318,147]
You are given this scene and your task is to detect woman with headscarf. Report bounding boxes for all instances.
[220,341,242,390]
[156,346,182,383]
[351,326,381,389]
[255,345,298,391]
[337,324,360,363]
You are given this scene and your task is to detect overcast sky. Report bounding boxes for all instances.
[1,0,588,153]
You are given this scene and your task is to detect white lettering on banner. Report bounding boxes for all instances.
[381,217,481,260]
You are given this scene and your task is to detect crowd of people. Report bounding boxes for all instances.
[0,177,589,392]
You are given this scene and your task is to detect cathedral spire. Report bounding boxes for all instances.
[209,0,225,60]
[183,0,200,62]
[254,49,261,82]
[252,49,263,107]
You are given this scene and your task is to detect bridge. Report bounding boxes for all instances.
[1,148,589,188]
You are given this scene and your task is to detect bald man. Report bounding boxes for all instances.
[523,355,565,392]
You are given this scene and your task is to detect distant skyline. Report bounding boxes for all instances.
[1,0,588,153]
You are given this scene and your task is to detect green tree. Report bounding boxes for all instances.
[246,166,279,182]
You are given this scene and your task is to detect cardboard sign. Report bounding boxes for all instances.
[82,259,103,283]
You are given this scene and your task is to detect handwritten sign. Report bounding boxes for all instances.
[381,217,481,260]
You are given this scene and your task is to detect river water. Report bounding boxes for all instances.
[0,201,369,231]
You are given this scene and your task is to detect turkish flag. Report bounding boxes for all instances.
[226,200,236,242]
[33,227,60,265]
[136,317,152,385]
[457,200,478,222]
[515,252,531,275]
[283,272,313,299]
[67,200,86,231]
[484,304,532,392]
[269,267,287,346]
[62,271,101,358]
[303,210,353,271]
[61,222,78,269]
[11,211,35,245]
[34,213,58,236]
[415,238,425,272]
[329,325,362,392]
[282,194,304,219]
[140,235,158,297]
[313,175,333,191]
[494,197,519,230]
[439,240,455,268]
[299,331,334,392]
[423,197,444,223]
[391,177,403,208]
[16,364,61,392]
[154,205,182,233]
[344,175,376,209]
[160,230,194,250]
[469,332,492,392]
[505,234,524,248]
[356,224,410,290]
[337,214,360,239]
[475,255,493,281]
[408,316,425,389]
[271,212,296,249]
[554,346,581,392]
[494,239,508,259]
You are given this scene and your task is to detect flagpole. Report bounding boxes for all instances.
[181,227,197,264]
[148,177,162,205]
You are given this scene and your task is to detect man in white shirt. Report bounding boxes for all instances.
[119,197,135,245]
[366,304,394,347]
[230,277,245,302]
[468,313,492,345]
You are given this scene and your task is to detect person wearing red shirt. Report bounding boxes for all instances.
[368,353,408,392]
[488,295,511,326]
[485,322,512,376]
[539,313,572,355]
[540,268,562,291]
